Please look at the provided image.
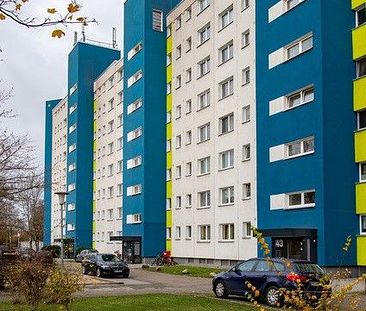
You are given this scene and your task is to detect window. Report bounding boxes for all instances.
[287,87,314,109]
[117,160,122,174]
[198,24,210,45]
[166,198,172,210]
[198,157,210,175]
[286,137,314,158]
[356,6,366,27]
[176,165,182,179]
[220,6,233,29]
[220,186,235,205]
[285,0,304,11]
[241,0,249,10]
[128,42,143,60]
[167,168,172,181]
[186,162,192,176]
[219,113,234,135]
[242,30,250,48]
[117,114,123,127]
[361,215,366,234]
[117,183,122,196]
[220,77,234,99]
[152,9,163,32]
[198,57,210,77]
[108,186,114,198]
[242,105,251,123]
[219,41,233,64]
[69,83,77,96]
[108,98,114,111]
[108,120,114,133]
[67,203,75,211]
[127,156,142,169]
[176,45,182,59]
[186,194,192,207]
[68,163,76,172]
[186,68,192,83]
[166,112,172,123]
[127,70,143,87]
[186,37,192,52]
[107,164,114,177]
[243,183,251,200]
[69,123,77,134]
[360,163,366,182]
[107,142,114,154]
[167,24,171,37]
[219,149,234,170]
[176,135,182,148]
[198,225,211,241]
[176,105,182,119]
[126,184,142,196]
[167,53,172,66]
[175,226,182,239]
[357,57,366,78]
[198,191,211,208]
[126,214,142,224]
[127,99,142,114]
[186,130,192,145]
[286,35,313,60]
[175,15,181,30]
[176,75,182,89]
[220,224,235,241]
[67,224,75,231]
[198,0,210,13]
[127,127,142,142]
[68,183,76,192]
[198,123,210,142]
[167,82,172,94]
[358,110,366,130]
[186,100,192,114]
[198,89,210,110]
[242,67,250,85]
[243,222,252,238]
[185,225,192,239]
[167,139,172,152]
[186,6,192,21]
[166,228,172,239]
[176,196,182,208]
[242,144,251,161]
[288,190,315,208]
[69,104,77,114]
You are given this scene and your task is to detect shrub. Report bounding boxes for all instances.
[41,245,61,258]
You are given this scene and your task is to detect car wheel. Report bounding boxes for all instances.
[82,266,88,275]
[96,268,103,278]
[214,280,228,298]
[265,286,280,307]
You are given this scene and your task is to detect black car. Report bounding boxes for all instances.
[75,249,98,263]
[212,258,329,307]
[82,253,130,278]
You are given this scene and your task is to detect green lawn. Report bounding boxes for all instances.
[143,265,225,278]
[0,294,256,311]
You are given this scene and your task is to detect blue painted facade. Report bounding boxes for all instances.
[256,0,358,266]
[122,0,180,258]
[43,99,61,246]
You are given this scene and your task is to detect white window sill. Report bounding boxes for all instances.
[197,172,210,177]
[286,204,315,210]
[242,197,251,201]
[286,150,315,160]
[218,166,234,172]
[218,203,235,207]
[218,240,235,243]
[197,206,210,210]
[197,240,211,243]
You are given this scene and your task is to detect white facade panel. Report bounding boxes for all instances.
[269,96,286,116]
[269,47,285,69]
[269,144,285,162]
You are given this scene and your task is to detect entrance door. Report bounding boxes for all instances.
[273,238,311,261]
[122,241,142,264]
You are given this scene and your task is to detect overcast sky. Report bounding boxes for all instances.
[0,0,123,167]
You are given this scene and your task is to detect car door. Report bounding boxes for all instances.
[247,259,274,293]
[226,259,257,295]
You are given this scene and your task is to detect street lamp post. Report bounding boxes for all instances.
[54,191,69,268]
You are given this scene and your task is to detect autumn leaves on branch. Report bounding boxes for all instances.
[0,0,96,38]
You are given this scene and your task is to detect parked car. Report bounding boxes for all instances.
[15,247,36,259]
[81,253,130,278]
[212,258,329,307]
[75,249,98,263]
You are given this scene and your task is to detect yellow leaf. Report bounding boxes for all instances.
[68,3,80,14]
[47,8,57,14]
[22,0,28,2]
[16,4,22,11]
[52,29,65,38]
[76,17,85,22]
[0,13,6,20]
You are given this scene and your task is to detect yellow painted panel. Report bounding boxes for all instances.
[353,24,366,60]
[92,241,96,249]
[93,180,96,193]
[167,64,172,82]
[92,220,96,232]
[166,180,172,198]
[93,100,97,113]
[166,210,172,227]
[354,76,366,111]
[167,151,172,168]
[166,123,172,140]
[167,94,172,111]
[93,200,96,213]
[355,130,366,163]
[357,236,366,265]
[352,0,366,9]
[93,140,97,152]
[167,36,172,53]
[356,182,366,214]
[166,239,172,252]
[93,120,97,132]
[93,160,97,172]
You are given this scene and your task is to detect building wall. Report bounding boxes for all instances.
[167,0,257,262]
[93,59,124,253]
[256,0,357,266]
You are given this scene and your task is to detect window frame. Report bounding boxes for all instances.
[287,190,316,209]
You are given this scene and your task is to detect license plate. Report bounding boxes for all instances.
[114,270,122,273]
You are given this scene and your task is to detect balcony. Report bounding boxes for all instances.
[355,129,366,163]
[356,182,366,214]
[357,236,366,266]
[352,23,366,60]
[354,76,366,111]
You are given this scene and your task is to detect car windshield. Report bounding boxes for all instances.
[293,263,324,275]
[98,254,120,262]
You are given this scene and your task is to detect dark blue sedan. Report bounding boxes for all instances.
[212,258,327,307]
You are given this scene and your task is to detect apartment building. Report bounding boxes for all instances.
[92,60,124,253]
[353,0,366,266]
[166,0,257,264]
